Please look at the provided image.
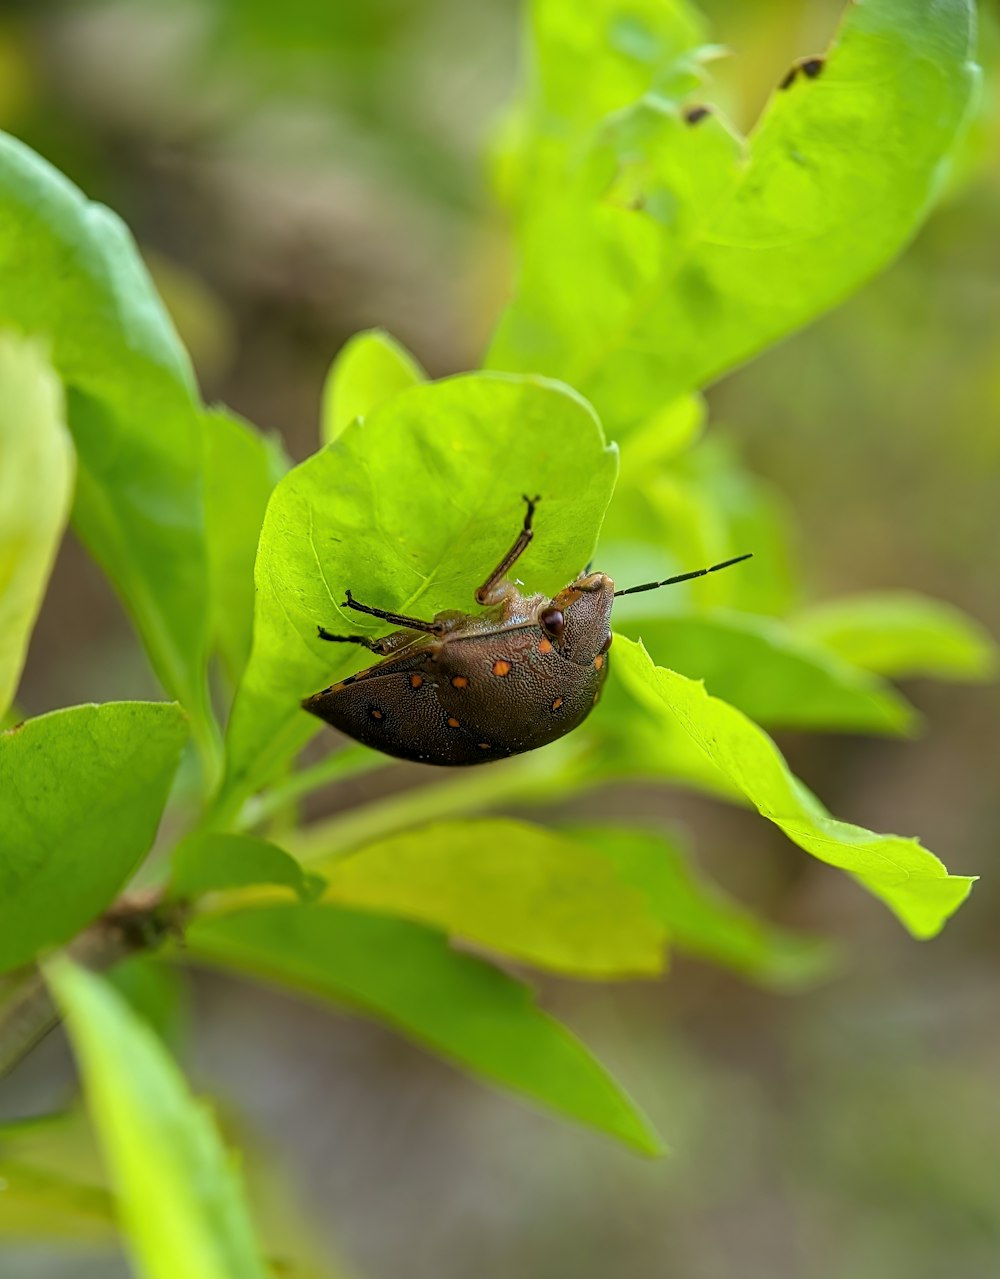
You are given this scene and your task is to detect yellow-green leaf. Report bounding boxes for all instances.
[48,958,269,1279]
[621,610,916,735]
[614,635,974,938]
[318,818,666,977]
[490,0,978,429]
[0,333,74,719]
[321,328,425,444]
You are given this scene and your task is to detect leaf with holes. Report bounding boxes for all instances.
[489,0,978,429]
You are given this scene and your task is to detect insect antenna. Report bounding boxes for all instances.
[614,553,753,598]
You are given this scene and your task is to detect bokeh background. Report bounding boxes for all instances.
[3,0,999,1276]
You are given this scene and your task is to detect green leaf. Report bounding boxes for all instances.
[613,635,975,938]
[187,903,663,1155]
[48,958,270,1279]
[170,833,324,904]
[318,817,666,977]
[793,591,998,683]
[0,333,74,720]
[321,328,425,444]
[0,702,188,973]
[619,609,915,735]
[106,954,190,1046]
[489,0,978,428]
[219,372,618,815]
[496,0,709,204]
[204,408,288,682]
[0,132,217,756]
[0,1110,115,1243]
[575,825,835,989]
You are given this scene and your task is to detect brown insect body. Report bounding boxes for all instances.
[303,571,613,766]
[303,496,748,767]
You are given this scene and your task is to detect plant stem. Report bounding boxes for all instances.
[0,891,182,1078]
[288,738,589,867]
[238,744,390,831]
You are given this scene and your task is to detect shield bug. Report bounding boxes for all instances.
[303,496,750,766]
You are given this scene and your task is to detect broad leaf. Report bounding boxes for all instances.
[204,408,288,682]
[0,702,188,973]
[0,132,216,757]
[0,334,74,719]
[489,0,978,428]
[620,610,915,735]
[496,0,709,205]
[220,373,618,815]
[321,328,425,444]
[188,903,663,1154]
[318,818,666,977]
[49,958,269,1279]
[170,833,323,904]
[576,825,835,989]
[793,591,997,683]
[614,636,974,938]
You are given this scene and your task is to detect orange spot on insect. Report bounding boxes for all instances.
[492,659,512,677]
[551,697,564,711]
[370,708,383,720]
[478,742,490,750]
[593,654,605,670]
[447,717,461,728]
[409,674,423,688]
[538,638,552,655]
[451,675,469,688]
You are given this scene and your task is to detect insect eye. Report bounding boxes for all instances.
[540,607,565,638]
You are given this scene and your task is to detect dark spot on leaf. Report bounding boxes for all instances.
[782,56,824,90]
[684,105,711,126]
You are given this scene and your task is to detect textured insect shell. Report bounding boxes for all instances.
[303,618,609,766]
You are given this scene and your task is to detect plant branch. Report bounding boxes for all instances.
[0,890,185,1079]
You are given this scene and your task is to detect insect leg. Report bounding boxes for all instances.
[316,627,383,650]
[341,590,444,635]
[475,493,540,605]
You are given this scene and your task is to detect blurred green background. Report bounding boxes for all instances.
[3,0,999,1276]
